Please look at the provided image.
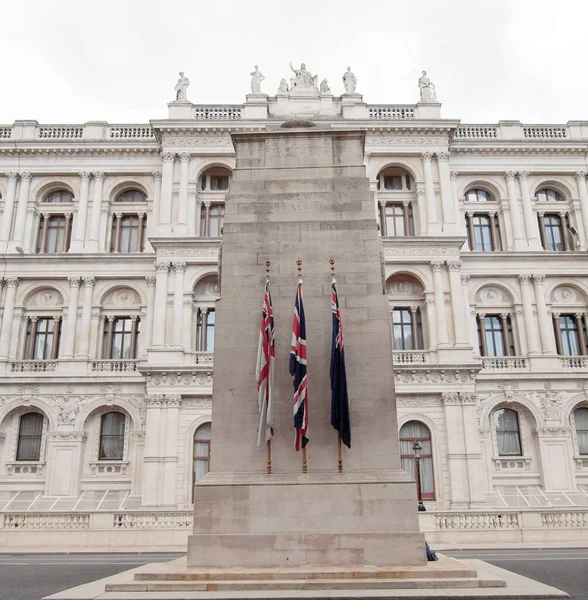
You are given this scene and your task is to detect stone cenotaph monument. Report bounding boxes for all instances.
[187,124,425,568]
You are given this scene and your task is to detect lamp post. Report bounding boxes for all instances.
[413,440,426,512]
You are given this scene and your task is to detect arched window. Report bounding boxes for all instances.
[399,421,435,500]
[193,422,212,501]
[494,408,522,456]
[115,189,147,203]
[377,167,415,237]
[574,407,588,455]
[535,188,565,202]
[43,190,73,203]
[465,188,493,202]
[99,412,126,460]
[16,413,44,461]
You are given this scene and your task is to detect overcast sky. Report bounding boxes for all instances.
[2,0,587,126]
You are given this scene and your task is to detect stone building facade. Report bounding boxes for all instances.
[0,68,587,543]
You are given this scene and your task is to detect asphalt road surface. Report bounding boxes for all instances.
[0,549,586,600]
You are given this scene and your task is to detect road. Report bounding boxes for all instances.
[0,549,585,600]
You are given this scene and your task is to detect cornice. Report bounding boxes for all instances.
[0,146,160,157]
[450,144,588,156]
[0,253,156,265]
[383,236,467,258]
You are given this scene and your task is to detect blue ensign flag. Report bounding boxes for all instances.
[330,277,351,448]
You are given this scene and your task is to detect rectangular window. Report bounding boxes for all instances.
[25,318,58,360]
[383,203,414,237]
[196,309,215,351]
[558,315,585,356]
[478,315,515,357]
[543,215,565,251]
[495,409,522,456]
[200,205,225,237]
[210,175,229,191]
[467,214,501,251]
[384,175,403,190]
[111,215,145,253]
[99,412,125,460]
[37,215,71,253]
[103,317,139,359]
[392,308,423,350]
[16,413,44,461]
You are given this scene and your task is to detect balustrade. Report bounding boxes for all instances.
[368,106,415,120]
[91,360,138,373]
[560,356,588,369]
[481,357,528,370]
[113,512,193,529]
[435,512,520,530]
[108,126,155,139]
[37,126,84,139]
[10,360,57,373]
[454,126,498,139]
[392,350,428,365]
[0,127,12,139]
[194,351,214,365]
[193,106,242,120]
[541,512,588,528]
[523,126,567,139]
[1,513,90,530]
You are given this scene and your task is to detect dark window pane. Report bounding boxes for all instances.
[495,409,522,455]
[99,412,125,460]
[16,413,44,461]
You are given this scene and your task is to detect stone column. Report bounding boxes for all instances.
[162,394,181,505]
[87,171,105,252]
[142,275,156,354]
[415,188,427,235]
[158,153,174,234]
[461,274,478,355]
[11,172,32,248]
[431,260,449,345]
[518,274,540,354]
[152,263,170,346]
[142,394,164,506]
[0,278,18,359]
[187,191,197,236]
[517,171,541,249]
[447,261,468,345]
[441,393,470,507]
[177,153,190,235]
[574,171,588,246]
[436,152,456,230]
[62,276,81,358]
[505,171,526,250]
[424,294,438,350]
[0,173,19,244]
[72,171,91,251]
[183,298,193,349]
[421,152,440,233]
[514,309,528,355]
[450,170,466,236]
[531,274,556,354]
[172,262,186,346]
[148,171,162,239]
[77,277,95,358]
[460,393,487,506]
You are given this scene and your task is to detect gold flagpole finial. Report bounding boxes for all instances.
[296,258,302,278]
[329,257,335,275]
[265,259,271,281]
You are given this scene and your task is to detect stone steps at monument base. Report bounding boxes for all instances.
[105,577,507,592]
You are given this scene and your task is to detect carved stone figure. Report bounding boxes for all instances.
[174,71,190,102]
[342,66,357,94]
[250,65,265,94]
[319,78,331,94]
[418,70,436,102]
[289,62,318,90]
[278,79,289,93]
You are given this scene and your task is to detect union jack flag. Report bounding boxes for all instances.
[330,277,351,448]
[290,280,309,450]
[255,279,275,448]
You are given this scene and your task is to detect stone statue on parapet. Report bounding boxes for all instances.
[418,70,437,102]
[320,78,331,94]
[342,66,357,94]
[250,65,265,94]
[174,71,190,102]
[278,79,289,93]
[289,62,318,90]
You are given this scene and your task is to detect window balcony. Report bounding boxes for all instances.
[392,350,428,365]
[9,360,57,373]
[5,461,45,476]
[91,360,138,373]
[194,351,214,366]
[560,356,588,369]
[481,357,529,371]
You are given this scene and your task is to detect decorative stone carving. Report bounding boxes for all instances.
[436,151,450,162]
[102,287,140,307]
[289,62,318,90]
[82,277,96,288]
[194,274,220,298]
[518,274,531,285]
[397,396,442,407]
[145,275,156,287]
[25,288,64,309]
[54,396,86,425]
[100,384,122,396]
[164,136,232,147]
[447,260,462,272]
[385,276,424,299]
[181,398,212,409]
[442,392,460,405]
[155,262,170,273]
[421,151,434,163]
[366,136,446,146]
[278,79,289,93]
[475,285,510,304]
[68,276,81,288]
[319,79,331,94]
[550,285,581,304]
[536,391,566,420]
[460,393,478,405]
[342,67,357,94]
[250,65,265,94]
[535,427,572,436]
[173,262,187,273]
[48,432,87,442]
[418,71,436,102]
[174,72,190,102]
[430,260,443,272]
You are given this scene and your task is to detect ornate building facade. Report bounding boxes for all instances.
[0,66,587,544]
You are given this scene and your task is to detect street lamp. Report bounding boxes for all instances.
[413,440,426,512]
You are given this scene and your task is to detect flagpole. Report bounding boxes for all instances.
[266,259,272,475]
[297,257,308,474]
[330,257,344,474]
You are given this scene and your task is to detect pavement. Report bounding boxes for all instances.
[0,549,585,600]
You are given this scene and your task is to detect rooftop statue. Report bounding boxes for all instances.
[320,78,331,94]
[174,71,190,102]
[289,62,318,90]
[342,66,357,94]
[418,70,437,102]
[250,65,265,94]
[278,79,289,93]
